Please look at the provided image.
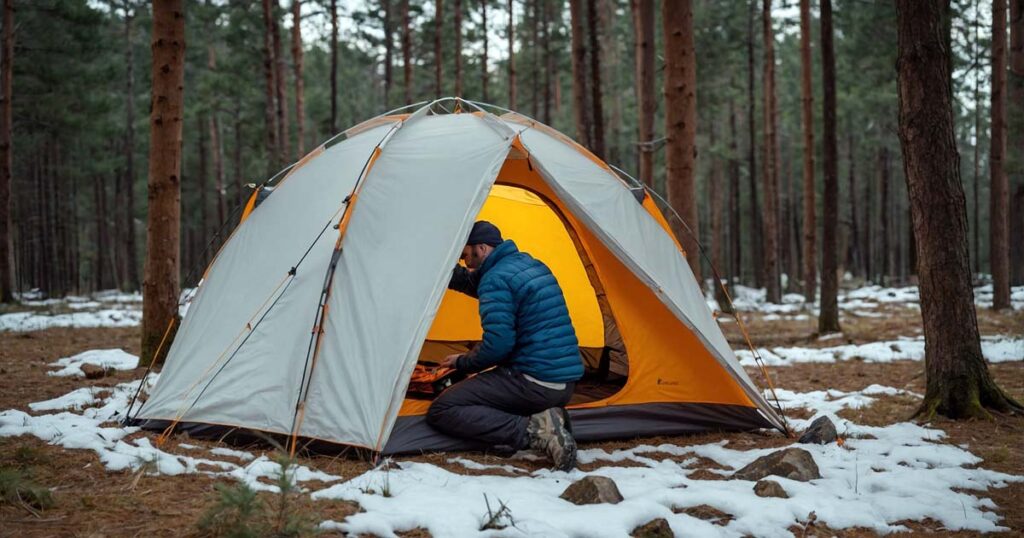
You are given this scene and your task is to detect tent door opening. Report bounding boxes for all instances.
[411,183,630,404]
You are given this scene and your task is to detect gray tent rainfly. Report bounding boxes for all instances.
[129,98,787,456]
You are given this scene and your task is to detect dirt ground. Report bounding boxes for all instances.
[0,311,1021,537]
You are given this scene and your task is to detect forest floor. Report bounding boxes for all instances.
[0,284,1022,537]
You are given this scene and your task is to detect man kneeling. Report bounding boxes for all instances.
[426,221,583,471]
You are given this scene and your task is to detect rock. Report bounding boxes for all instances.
[631,518,673,538]
[559,475,623,505]
[798,416,838,445]
[80,364,106,379]
[733,447,821,482]
[753,479,788,498]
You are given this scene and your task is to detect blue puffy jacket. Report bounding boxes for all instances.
[449,240,584,383]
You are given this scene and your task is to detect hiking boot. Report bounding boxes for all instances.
[527,407,577,472]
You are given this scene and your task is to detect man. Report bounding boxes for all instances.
[426,221,583,471]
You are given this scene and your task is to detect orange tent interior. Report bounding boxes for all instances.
[398,150,756,418]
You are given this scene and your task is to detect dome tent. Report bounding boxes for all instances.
[130,98,787,455]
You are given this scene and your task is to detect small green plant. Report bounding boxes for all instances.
[479,493,515,531]
[197,482,262,538]
[268,454,316,537]
[195,453,317,538]
[0,466,55,513]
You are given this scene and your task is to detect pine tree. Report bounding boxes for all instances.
[895,0,1022,419]
[141,0,185,366]
[799,0,816,303]
[990,0,1010,309]
[818,0,840,333]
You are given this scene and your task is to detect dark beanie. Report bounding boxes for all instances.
[466,220,503,247]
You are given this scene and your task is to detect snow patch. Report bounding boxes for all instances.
[46,349,139,377]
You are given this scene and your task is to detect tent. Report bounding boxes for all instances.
[131,98,787,455]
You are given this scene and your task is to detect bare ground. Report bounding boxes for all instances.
[1,309,1022,537]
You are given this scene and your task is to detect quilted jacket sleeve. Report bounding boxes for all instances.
[456,275,516,373]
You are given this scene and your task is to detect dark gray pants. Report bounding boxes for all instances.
[426,367,575,450]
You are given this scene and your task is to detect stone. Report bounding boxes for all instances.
[733,447,821,482]
[798,416,838,445]
[80,364,106,379]
[753,479,789,498]
[559,475,624,505]
[631,518,673,538]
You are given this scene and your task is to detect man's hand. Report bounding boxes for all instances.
[440,354,461,369]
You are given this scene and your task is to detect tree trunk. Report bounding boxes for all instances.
[436,0,444,98]
[507,0,515,108]
[710,120,729,310]
[122,3,139,291]
[586,0,605,159]
[879,145,891,283]
[819,0,840,333]
[761,0,780,302]
[233,103,243,207]
[330,0,338,132]
[747,0,762,288]
[728,98,741,286]
[402,0,412,104]
[631,0,655,187]
[93,174,109,290]
[895,0,1021,419]
[384,0,394,106]
[799,0,816,302]
[198,115,209,248]
[272,0,289,164]
[569,0,590,146]
[208,44,225,227]
[973,0,982,276]
[530,0,539,117]
[541,0,552,124]
[0,0,14,301]
[991,0,1011,309]
[261,0,278,170]
[142,0,184,366]
[846,134,861,275]
[291,0,305,158]
[663,0,701,283]
[454,0,462,97]
[1009,0,1023,285]
[481,0,489,102]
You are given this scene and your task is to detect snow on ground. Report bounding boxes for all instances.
[44,348,140,377]
[1,362,1020,537]
[735,336,1024,367]
[0,288,194,332]
[708,283,1024,317]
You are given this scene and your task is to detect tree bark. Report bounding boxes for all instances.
[330,0,338,132]
[402,0,412,104]
[761,0,780,302]
[436,0,444,98]
[0,0,14,301]
[384,0,394,106]
[530,0,539,117]
[291,0,305,158]
[260,0,278,171]
[846,134,861,275]
[198,115,209,247]
[1009,0,1023,285]
[586,0,605,159]
[973,0,982,275]
[569,0,590,146]
[747,0,762,288]
[991,0,1011,309]
[142,0,184,366]
[507,0,515,108]
[208,44,225,227]
[93,174,110,290]
[272,0,289,165]
[819,0,840,333]
[122,3,139,291]
[799,0,816,302]
[879,145,891,282]
[663,0,701,283]
[895,0,1021,419]
[728,98,741,286]
[710,120,729,310]
[233,103,243,207]
[454,0,462,97]
[481,0,489,102]
[541,0,552,123]
[631,0,655,187]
